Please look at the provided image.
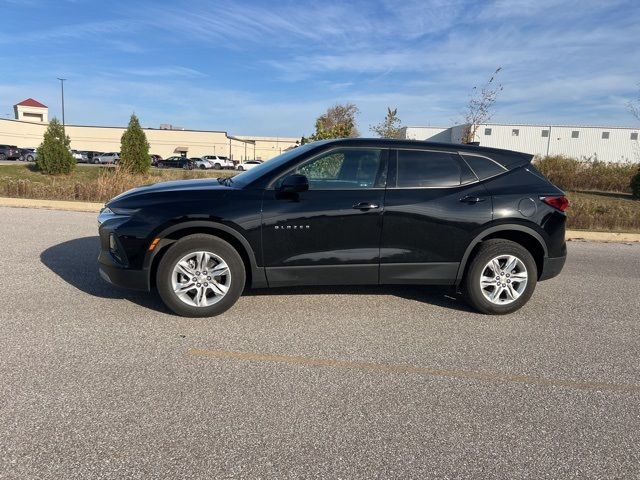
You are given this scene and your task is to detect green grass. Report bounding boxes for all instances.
[1,164,639,232]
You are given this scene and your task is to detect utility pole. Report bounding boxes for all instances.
[57,78,66,136]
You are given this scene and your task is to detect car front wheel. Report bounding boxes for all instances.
[463,239,537,315]
[156,234,245,317]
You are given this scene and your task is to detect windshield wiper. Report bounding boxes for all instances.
[217,176,234,186]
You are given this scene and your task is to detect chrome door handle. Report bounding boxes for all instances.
[352,202,379,210]
[460,196,486,204]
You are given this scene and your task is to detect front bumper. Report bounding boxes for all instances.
[539,254,566,281]
[98,210,150,291]
[98,251,151,292]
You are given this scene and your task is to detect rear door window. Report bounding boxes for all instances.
[396,150,470,188]
[460,154,506,180]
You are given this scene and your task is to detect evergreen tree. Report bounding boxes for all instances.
[119,114,150,174]
[36,118,75,175]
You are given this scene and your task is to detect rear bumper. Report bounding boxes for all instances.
[539,254,566,281]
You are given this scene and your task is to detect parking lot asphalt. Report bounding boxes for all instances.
[1,206,639,479]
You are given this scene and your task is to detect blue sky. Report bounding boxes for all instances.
[1,0,639,136]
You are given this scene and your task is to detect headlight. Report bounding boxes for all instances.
[97,206,138,225]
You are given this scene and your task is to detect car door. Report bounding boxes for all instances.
[380,148,492,285]
[261,147,388,287]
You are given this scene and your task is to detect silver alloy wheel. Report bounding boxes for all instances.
[171,251,231,307]
[479,254,528,305]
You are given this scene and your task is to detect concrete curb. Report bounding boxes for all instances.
[0,196,638,243]
[0,196,102,213]
[566,230,640,243]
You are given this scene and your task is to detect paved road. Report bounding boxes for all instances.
[1,207,639,479]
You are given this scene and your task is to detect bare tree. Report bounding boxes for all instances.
[629,83,640,123]
[461,67,503,144]
[370,107,404,139]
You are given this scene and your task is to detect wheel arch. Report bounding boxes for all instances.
[456,224,548,284]
[146,221,267,289]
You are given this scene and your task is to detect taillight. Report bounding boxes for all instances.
[542,195,569,212]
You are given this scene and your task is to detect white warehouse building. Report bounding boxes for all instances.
[403,124,640,163]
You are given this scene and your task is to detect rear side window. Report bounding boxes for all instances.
[396,150,469,188]
[461,154,506,180]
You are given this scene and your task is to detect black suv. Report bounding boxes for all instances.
[98,139,567,316]
[0,144,21,160]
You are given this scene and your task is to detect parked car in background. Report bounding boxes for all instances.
[94,152,120,164]
[97,138,568,317]
[236,160,263,171]
[0,144,21,160]
[151,154,163,166]
[84,151,103,163]
[156,156,194,169]
[201,155,234,170]
[190,157,210,170]
[19,148,36,161]
[72,150,89,163]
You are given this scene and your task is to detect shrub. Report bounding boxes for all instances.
[534,155,637,193]
[35,118,76,175]
[119,113,150,174]
[631,167,640,199]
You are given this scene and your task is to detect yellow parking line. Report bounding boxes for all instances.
[187,348,640,394]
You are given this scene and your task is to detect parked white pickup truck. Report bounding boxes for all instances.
[201,155,235,169]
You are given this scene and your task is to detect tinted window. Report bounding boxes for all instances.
[293,148,383,190]
[396,150,465,188]
[461,154,506,180]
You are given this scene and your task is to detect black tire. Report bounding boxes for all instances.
[237,166,244,171]
[0,154,6,161]
[199,164,206,170]
[156,234,245,317]
[462,239,537,315]
[94,158,100,164]
[27,155,34,162]
[213,163,221,170]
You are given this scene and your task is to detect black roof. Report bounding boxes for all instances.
[311,138,533,170]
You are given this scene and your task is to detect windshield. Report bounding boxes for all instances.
[230,143,315,188]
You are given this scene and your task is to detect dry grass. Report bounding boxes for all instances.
[534,155,637,193]
[566,191,640,233]
[0,164,235,203]
[1,164,639,233]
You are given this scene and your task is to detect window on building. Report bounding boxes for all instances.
[484,128,492,136]
[602,131,610,139]
[541,130,549,138]
[396,150,470,188]
[461,154,507,181]
[632,132,639,141]
[512,129,519,136]
[571,130,579,138]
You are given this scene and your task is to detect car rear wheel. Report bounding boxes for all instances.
[213,163,221,170]
[237,165,244,171]
[156,234,245,317]
[463,239,537,315]
[0,154,6,161]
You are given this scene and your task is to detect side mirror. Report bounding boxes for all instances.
[279,174,309,193]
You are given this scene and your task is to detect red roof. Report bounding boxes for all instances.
[15,98,47,108]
